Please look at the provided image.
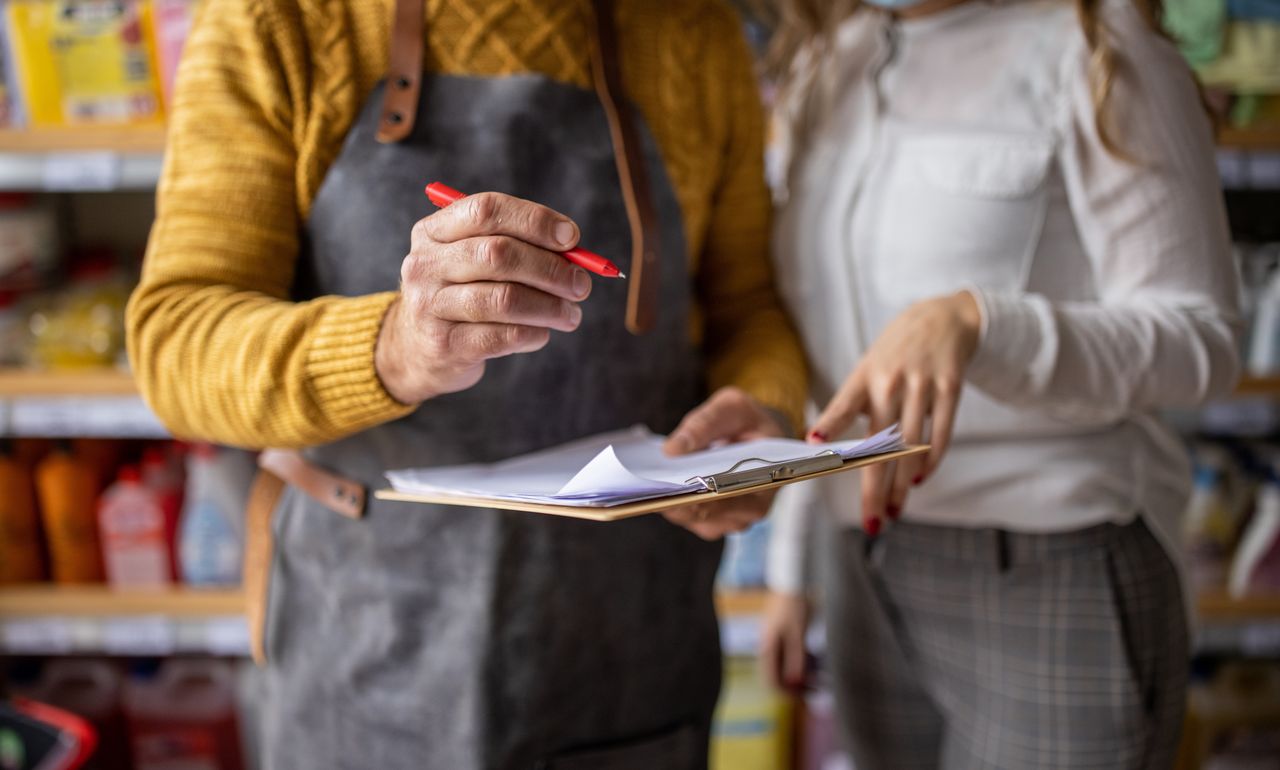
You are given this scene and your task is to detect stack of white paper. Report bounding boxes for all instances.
[385,426,905,508]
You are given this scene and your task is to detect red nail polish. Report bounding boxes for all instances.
[809,430,828,442]
[864,516,881,536]
[887,504,901,520]
[913,474,924,486]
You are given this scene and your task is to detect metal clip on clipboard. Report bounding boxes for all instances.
[687,451,845,494]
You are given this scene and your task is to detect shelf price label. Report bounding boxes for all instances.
[6,396,168,438]
[1,619,74,654]
[102,616,176,655]
[42,151,123,191]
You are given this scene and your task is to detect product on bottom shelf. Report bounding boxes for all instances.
[35,441,105,584]
[1184,451,1248,594]
[9,659,134,770]
[711,657,793,770]
[178,444,252,586]
[0,437,46,583]
[124,659,246,770]
[1229,466,1280,596]
[98,464,173,587]
[5,0,164,126]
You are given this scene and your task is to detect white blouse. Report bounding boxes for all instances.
[767,0,1241,592]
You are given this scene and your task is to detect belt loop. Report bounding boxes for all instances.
[996,530,1011,573]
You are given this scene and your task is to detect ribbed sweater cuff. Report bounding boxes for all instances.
[306,292,415,434]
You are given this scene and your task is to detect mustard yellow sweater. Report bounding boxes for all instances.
[127,0,807,448]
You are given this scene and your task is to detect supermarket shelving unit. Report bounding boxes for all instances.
[1,121,1278,770]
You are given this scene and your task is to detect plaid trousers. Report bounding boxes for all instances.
[823,518,1188,770]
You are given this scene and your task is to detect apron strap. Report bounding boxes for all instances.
[589,0,660,335]
[376,0,425,143]
[376,0,660,334]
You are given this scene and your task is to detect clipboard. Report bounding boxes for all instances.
[375,444,929,522]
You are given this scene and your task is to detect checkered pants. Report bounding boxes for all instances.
[823,518,1188,770]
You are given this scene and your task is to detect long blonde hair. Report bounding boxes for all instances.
[764,0,1166,160]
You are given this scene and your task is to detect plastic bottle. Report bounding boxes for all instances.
[142,444,185,579]
[35,441,105,583]
[1230,470,1280,597]
[0,437,45,583]
[1183,462,1239,594]
[98,464,173,587]
[1248,265,1280,375]
[13,659,134,770]
[124,659,246,770]
[178,445,250,586]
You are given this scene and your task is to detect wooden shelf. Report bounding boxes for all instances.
[1197,592,1280,622]
[0,126,167,154]
[1218,127,1280,152]
[0,585,244,617]
[717,588,768,617]
[0,368,138,397]
[1234,376,1280,397]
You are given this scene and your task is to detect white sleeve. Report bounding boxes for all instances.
[965,2,1241,416]
[766,478,820,595]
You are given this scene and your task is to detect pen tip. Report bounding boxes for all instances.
[617,272,627,279]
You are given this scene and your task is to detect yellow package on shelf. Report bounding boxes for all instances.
[7,0,163,127]
[712,657,794,770]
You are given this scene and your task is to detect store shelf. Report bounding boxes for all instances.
[1218,127,1280,152]
[1234,376,1280,397]
[0,127,166,192]
[0,585,248,656]
[0,370,166,438]
[0,368,138,397]
[717,588,768,617]
[1197,592,1280,622]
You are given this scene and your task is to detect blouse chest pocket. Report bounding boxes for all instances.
[865,133,1055,308]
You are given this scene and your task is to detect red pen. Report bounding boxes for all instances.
[425,182,627,279]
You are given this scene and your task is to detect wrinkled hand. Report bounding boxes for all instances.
[661,387,787,540]
[375,192,593,404]
[808,291,981,534]
[760,591,811,694]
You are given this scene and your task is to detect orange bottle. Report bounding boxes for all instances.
[0,438,46,583]
[35,441,105,583]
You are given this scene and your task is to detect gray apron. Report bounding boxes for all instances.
[260,68,721,769]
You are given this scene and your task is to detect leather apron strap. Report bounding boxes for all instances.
[589,0,660,335]
[376,0,425,143]
[242,466,285,665]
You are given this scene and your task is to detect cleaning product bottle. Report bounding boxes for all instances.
[16,659,134,770]
[178,444,249,586]
[1183,458,1238,594]
[142,444,185,579]
[124,659,246,770]
[1230,466,1280,596]
[98,464,173,587]
[35,441,105,583]
[0,437,45,582]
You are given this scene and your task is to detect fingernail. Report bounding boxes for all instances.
[887,504,901,520]
[864,516,881,537]
[808,429,828,443]
[572,269,591,299]
[555,220,577,248]
[567,304,582,327]
[912,474,924,486]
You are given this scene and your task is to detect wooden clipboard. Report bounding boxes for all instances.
[374,445,929,522]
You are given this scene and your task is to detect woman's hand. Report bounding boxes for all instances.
[759,591,811,694]
[808,291,982,534]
